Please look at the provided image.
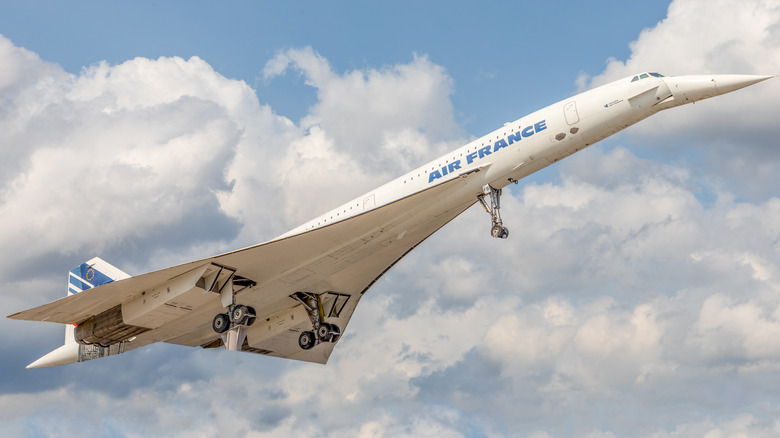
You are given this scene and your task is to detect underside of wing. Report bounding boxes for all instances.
[10,172,483,364]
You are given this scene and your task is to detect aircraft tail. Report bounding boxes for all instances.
[26,257,130,369]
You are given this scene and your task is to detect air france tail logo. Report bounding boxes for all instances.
[428,120,547,183]
[68,263,114,294]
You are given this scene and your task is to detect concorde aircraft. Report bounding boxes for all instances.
[10,72,775,368]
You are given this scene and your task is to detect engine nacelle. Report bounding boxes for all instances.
[74,305,149,346]
[121,264,232,329]
[74,263,242,346]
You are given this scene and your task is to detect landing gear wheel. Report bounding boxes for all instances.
[298,331,316,350]
[212,313,230,334]
[317,323,332,341]
[315,323,341,342]
[231,305,248,324]
[246,306,257,326]
[291,292,348,349]
[490,225,509,239]
[329,324,341,342]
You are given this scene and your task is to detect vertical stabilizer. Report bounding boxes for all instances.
[27,257,130,369]
[68,257,130,296]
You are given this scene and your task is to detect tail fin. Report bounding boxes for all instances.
[68,257,130,296]
[27,257,130,369]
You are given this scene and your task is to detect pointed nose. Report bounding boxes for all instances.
[663,74,775,105]
[712,74,775,95]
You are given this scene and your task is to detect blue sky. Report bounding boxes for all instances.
[1,1,780,437]
[0,1,669,127]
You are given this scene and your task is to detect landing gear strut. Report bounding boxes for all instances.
[478,184,509,239]
[201,264,258,351]
[291,292,341,350]
[212,304,256,350]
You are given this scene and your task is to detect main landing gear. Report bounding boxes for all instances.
[202,264,258,351]
[478,184,509,239]
[291,292,341,350]
[212,304,257,351]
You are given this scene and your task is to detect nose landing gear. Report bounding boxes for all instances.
[479,184,509,239]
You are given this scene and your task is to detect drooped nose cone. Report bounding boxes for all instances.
[714,74,775,95]
[663,74,775,104]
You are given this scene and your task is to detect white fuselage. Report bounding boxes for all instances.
[283,74,677,238]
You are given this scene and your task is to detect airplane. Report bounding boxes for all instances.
[9,71,775,369]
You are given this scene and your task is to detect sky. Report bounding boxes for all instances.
[1,0,779,436]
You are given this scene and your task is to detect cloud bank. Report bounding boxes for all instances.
[2,0,780,436]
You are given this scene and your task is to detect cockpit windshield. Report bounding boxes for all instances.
[631,72,665,82]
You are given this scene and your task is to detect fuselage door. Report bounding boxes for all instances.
[564,101,579,125]
[363,194,375,210]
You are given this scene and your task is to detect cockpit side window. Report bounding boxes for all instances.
[631,72,665,82]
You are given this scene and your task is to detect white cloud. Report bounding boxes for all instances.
[3,0,780,435]
[264,48,464,171]
[0,38,465,278]
[578,0,780,202]
[221,47,466,237]
[585,0,780,85]
[689,293,780,360]
[0,41,270,278]
[647,414,780,438]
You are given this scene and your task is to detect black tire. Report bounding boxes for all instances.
[298,331,316,350]
[212,313,230,333]
[246,307,257,326]
[317,323,332,341]
[329,324,341,343]
[231,305,247,324]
